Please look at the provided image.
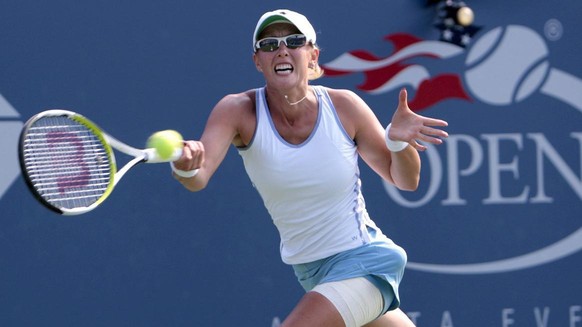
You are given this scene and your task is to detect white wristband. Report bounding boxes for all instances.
[385,123,409,152]
[170,162,199,178]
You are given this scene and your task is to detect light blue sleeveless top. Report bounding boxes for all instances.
[238,85,383,264]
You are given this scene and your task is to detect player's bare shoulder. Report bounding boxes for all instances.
[215,90,255,116]
[211,90,256,146]
[326,87,369,114]
[325,87,357,104]
[325,87,370,138]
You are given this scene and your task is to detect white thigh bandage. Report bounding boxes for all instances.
[312,277,383,327]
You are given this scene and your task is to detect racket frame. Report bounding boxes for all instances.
[19,109,181,215]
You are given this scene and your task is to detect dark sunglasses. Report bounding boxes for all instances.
[254,34,307,52]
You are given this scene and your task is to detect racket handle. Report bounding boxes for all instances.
[145,148,183,163]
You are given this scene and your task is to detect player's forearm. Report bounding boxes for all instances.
[389,147,421,191]
[173,172,208,192]
[170,163,208,192]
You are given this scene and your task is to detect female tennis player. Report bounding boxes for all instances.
[172,9,448,327]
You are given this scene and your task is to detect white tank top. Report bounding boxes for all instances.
[238,86,379,264]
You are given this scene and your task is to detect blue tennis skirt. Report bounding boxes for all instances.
[291,227,407,314]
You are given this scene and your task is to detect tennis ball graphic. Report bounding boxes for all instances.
[465,25,550,105]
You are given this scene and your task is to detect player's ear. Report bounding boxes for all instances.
[310,47,320,62]
[253,53,263,73]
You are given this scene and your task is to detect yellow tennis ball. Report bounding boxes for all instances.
[146,130,183,160]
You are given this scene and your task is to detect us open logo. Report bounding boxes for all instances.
[323,21,582,274]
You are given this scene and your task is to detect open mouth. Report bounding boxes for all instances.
[274,63,293,74]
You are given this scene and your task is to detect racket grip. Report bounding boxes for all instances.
[169,148,184,162]
[145,148,183,163]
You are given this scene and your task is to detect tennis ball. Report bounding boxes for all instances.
[146,130,183,160]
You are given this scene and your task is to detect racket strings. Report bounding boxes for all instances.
[22,116,113,210]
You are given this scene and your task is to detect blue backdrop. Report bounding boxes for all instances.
[1,1,580,326]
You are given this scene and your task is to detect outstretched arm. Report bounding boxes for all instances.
[345,88,447,191]
[386,88,448,189]
[172,93,253,192]
[388,88,449,152]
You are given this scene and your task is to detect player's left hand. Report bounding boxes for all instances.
[389,88,449,151]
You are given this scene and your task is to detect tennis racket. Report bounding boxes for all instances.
[18,109,182,215]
